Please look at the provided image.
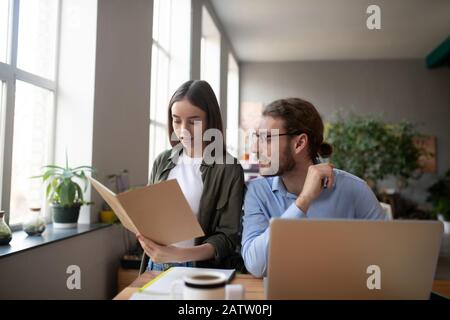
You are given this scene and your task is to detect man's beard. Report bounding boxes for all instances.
[259,144,296,177]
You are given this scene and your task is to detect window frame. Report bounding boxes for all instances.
[149,0,172,169]
[0,0,61,229]
[226,52,239,158]
[200,5,221,103]
[149,0,191,171]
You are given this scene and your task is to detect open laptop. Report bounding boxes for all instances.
[267,219,443,299]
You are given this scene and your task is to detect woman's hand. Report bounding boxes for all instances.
[137,234,184,263]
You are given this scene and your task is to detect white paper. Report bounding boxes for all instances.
[138,267,236,296]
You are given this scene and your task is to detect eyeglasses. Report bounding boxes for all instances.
[251,130,303,144]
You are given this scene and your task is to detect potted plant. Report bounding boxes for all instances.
[427,169,450,234]
[325,113,423,193]
[33,157,95,228]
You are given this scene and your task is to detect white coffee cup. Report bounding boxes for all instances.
[171,271,244,300]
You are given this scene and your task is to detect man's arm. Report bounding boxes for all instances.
[353,180,386,220]
[241,182,307,278]
[241,184,270,278]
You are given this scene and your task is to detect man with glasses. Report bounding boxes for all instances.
[241,98,385,278]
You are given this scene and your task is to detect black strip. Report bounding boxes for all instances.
[185,282,226,289]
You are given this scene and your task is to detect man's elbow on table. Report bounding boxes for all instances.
[242,244,267,278]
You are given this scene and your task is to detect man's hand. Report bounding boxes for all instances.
[137,234,184,263]
[295,163,335,214]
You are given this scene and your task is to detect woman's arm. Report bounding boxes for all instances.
[178,243,215,262]
[137,234,215,263]
[202,164,245,262]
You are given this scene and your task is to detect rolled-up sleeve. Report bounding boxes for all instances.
[282,202,307,219]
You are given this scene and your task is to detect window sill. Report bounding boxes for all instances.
[0,223,113,258]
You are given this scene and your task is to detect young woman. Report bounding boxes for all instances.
[138,80,245,273]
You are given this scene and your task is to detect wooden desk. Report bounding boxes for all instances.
[114,271,450,300]
[114,272,264,300]
[117,267,140,293]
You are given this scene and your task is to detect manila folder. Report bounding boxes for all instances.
[88,177,205,245]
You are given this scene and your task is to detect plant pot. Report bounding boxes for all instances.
[51,203,81,229]
[100,210,118,224]
[437,214,450,234]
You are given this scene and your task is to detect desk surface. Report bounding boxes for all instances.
[114,271,450,300]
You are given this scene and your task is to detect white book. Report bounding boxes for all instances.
[129,267,236,300]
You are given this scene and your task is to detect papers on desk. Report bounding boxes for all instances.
[129,267,236,300]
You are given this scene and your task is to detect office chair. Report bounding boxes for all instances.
[380,202,393,220]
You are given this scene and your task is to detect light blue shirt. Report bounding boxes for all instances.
[241,169,386,278]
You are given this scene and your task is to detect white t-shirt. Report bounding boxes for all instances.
[167,152,204,247]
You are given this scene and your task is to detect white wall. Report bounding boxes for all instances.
[91,0,152,218]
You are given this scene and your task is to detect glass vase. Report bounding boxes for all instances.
[23,207,46,236]
[0,210,12,245]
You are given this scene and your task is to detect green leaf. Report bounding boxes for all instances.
[52,178,59,189]
[81,171,89,189]
[55,181,64,205]
[65,150,69,170]
[42,164,65,170]
[46,182,52,200]
[67,182,76,205]
[74,183,84,203]
[42,170,55,182]
[72,166,95,172]
[58,181,72,207]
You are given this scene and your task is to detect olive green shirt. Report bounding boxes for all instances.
[148,146,245,270]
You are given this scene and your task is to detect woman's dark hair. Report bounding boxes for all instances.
[167,80,224,147]
[262,98,333,160]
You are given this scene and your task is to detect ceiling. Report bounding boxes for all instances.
[210,0,450,61]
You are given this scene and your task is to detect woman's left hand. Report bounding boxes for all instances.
[137,234,184,263]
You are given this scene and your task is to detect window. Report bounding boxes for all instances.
[9,81,54,225]
[0,81,5,205]
[149,0,191,169]
[0,0,10,63]
[17,0,58,79]
[200,6,221,102]
[226,53,239,158]
[0,0,60,227]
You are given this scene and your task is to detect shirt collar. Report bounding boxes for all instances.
[271,176,297,200]
[168,144,215,168]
